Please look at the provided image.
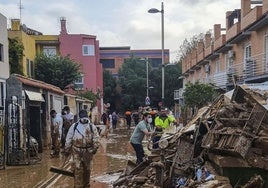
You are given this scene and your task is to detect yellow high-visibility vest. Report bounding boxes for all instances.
[154,115,175,129]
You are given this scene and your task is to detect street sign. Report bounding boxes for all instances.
[145,96,150,106]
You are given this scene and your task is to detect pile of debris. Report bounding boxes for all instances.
[113,85,268,188]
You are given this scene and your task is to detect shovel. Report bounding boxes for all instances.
[49,155,74,177]
[49,166,74,177]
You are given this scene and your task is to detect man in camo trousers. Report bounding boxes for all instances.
[65,110,99,188]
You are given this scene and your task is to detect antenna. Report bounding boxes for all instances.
[19,0,24,22]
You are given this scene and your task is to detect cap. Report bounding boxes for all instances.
[142,110,150,116]
[79,110,88,118]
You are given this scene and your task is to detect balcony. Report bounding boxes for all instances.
[241,6,263,30]
[205,45,213,58]
[226,22,241,41]
[200,52,268,90]
[214,35,226,50]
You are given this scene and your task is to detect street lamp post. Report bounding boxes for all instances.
[148,2,165,106]
[140,58,150,105]
[146,58,149,97]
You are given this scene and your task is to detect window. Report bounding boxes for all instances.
[244,44,255,77]
[226,53,233,68]
[100,59,115,68]
[215,59,220,73]
[150,58,162,68]
[264,35,268,71]
[0,44,3,62]
[82,45,95,56]
[244,44,251,60]
[43,46,56,56]
[0,82,3,107]
[0,82,3,126]
[26,59,34,78]
[74,74,84,90]
[26,59,30,77]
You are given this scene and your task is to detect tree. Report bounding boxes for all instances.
[103,70,117,111]
[183,81,219,109]
[162,63,182,108]
[177,30,211,61]
[118,57,147,111]
[9,38,24,75]
[35,54,81,90]
[118,57,183,111]
[149,62,182,108]
[77,89,98,107]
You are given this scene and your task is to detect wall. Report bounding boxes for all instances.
[0,13,9,79]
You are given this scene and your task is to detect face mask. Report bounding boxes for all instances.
[160,113,167,117]
[147,118,152,124]
[80,117,89,124]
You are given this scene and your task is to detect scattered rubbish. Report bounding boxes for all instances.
[113,85,268,187]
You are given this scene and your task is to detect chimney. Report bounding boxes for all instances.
[263,0,268,14]
[214,24,221,40]
[11,19,21,31]
[241,0,251,17]
[205,33,211,48]
[60,17,67,34]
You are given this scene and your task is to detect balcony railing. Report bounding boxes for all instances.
[200,52,268,89]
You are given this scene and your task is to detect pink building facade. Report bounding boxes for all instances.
[59,17,103,113]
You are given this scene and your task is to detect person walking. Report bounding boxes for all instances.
[132,110,140,126]
[101,112,109,138]
[65,109,100,188]
[111,111,118,129]
[108,113,112,126]
[62,106,74,148]
[50,109,63,157]
[125,109,132,129]
[130,111,154,164]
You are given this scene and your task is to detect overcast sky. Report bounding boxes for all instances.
[0,0,240,62]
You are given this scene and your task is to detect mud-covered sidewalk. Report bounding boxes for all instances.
[0,128,135,188]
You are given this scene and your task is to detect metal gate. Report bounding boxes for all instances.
[5,96,40,165]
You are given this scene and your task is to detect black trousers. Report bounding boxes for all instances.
[131,142,144,164]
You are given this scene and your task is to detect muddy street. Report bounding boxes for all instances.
[0,128,135,188]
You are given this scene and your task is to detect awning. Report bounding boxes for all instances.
[24,90,45,102]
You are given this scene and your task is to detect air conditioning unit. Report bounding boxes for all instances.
[205,64,210,73]
[228,50,235,58]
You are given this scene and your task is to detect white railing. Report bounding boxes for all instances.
[228,53,268,81]
[198,52,268,89]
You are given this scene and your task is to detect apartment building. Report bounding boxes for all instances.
[181,0,268,93]
[58,17,103,113]
[0,13,9,112]
[8,19,41,78]
[33,34,60,56]
[59,18,103,93]
[100,46,170,78]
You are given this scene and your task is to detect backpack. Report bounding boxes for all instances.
[72,121,94,139]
